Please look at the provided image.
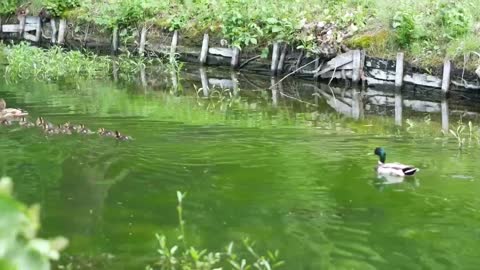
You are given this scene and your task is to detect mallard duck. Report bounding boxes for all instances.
[374,147,418,177]
[98,128,115,137]
[115,131,132,141]
[0,99,28,119]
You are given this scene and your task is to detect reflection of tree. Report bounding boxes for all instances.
[59,151,129,236]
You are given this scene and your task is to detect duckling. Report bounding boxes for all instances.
[36,117,54,130]
[78,124,93,135]
[114,130,132,141]
[42,122,59,135]
[57,124,72,135]
[35,117,44,127]
[374,147,419,177]
[1,119,12,126]
[19,117,35,128]
[98,128,115,137]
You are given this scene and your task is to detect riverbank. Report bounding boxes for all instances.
[1,0,479,72]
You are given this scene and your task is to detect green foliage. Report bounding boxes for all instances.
[147,191,284,270]
[0,177,68,270]
[392,11,416,48]
[44,0,81,17]
[0,0,20,15]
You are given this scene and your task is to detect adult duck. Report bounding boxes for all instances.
[0,99,28,120]
[374,147,419,177]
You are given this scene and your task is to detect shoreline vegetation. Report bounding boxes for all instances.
[0,0,480,74]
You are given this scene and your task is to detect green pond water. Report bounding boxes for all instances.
[1,67,480,269]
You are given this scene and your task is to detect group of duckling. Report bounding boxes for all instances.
[1,99,131,141]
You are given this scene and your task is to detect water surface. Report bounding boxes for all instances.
[1,68,480,269]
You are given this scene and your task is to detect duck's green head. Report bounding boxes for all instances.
[374,147,386,163]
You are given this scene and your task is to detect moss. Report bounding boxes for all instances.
[346,30,390,49]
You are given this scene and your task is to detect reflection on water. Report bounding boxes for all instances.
[1,65,480,269]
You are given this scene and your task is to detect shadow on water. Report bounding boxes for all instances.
[2,64,480,269]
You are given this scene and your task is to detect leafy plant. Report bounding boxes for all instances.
[0,176,68,270]
[0,0,19,15]
[147,191,284,270]
[392,11,416,48]
[44,0,81,17]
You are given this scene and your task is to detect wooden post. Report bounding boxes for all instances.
[395,52,404,89]
[170,30,178,61]
[112,26,119,54]
[34,16,42,42]
[170,70,178,93]
[50,19,57,44]
[295,50,304,70]
[441,57,451,94]
[352,49,361,84]
[277,44,287,73]
[57,19,66,45]
[199,33,209,64]
[271,41,280,75]
[112,61,118,82]
[18,15,26,39]
[199,67,209,97]
[231,47,240,69]
[139,25,147,56]
[0,16,3,39]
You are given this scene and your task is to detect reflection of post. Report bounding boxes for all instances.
[200,67,209,97]
[170,71,178,92]
[140,65,147,88]
[394,89,403,126]
[112,61,118,82]
[271,77,278,107]
[231,71,239,96]
[351,88,363,120]
[441,97,449,133]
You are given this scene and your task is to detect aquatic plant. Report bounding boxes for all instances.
[5,42,111,81]
[147,191,284,270]
[0,176,68,270]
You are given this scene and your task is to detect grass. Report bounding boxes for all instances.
[3,1,480,70]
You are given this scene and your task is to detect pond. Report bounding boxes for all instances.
[1,66,480,269]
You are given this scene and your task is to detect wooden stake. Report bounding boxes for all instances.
[199,33,209,64]
[18,15,26,39]
[34,16,41,42]
[0,16,3,39]
[139,25,148,56]
[395,52,404,89]
[441,57,451,94]
[271,41,280,75]
[50,19,57,44]
[112,26,119,54]
[140,66,147,88]
[231,47,240,69]
[57,19,66,45]
[170,30,178,61]
[277,44,287,73]
[352,49,361,83]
